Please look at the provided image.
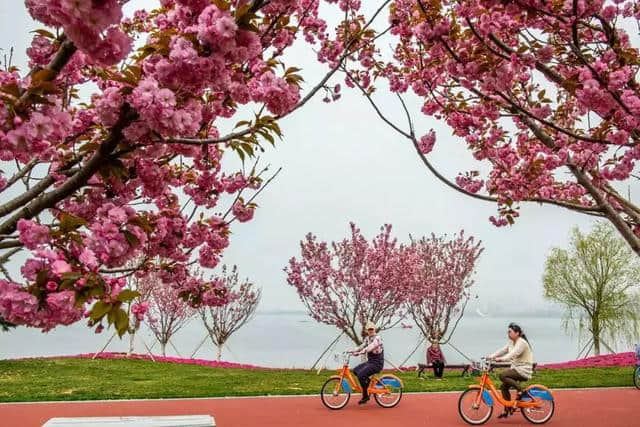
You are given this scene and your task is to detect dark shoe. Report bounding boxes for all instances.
[358,396,370,405]
[497,408,514,418]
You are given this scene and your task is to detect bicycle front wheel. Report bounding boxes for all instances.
[372,375,403,408]
[634,366,640,390]
[458,388,493,425]
[320,377,350,410]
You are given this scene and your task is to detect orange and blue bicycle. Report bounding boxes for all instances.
[458,357,555,425]
[320,352,404,409]
[634,344,640,390]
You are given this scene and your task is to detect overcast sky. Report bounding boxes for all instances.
[0,2,606,316]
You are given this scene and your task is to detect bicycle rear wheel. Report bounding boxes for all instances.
[634,366,640,390]
[372,375,403,408]
[320,377,350,410]
[458,388,493,425]
[521,389,555,424]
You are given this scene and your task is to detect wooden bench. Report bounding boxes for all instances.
[42,415,215,427]
[416,362,538,377]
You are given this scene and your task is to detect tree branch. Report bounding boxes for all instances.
[0,104,138,236]
[347,68,605,217]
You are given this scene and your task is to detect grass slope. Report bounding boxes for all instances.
[0,358,634,402]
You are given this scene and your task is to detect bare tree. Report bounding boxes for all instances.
[200,265,261,360]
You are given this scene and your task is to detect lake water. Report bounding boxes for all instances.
[0,313,629,368]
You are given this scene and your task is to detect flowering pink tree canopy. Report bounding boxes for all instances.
[139,270,196,357]
[199,264,261,360]
[0,0,389,334]
[405,232,483,343]
[320,0,640,256]
[286,223,414,345]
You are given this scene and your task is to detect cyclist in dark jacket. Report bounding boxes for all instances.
[349,321,384,404]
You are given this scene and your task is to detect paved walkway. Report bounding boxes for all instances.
[0,388,636,426]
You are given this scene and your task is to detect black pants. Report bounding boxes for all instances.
[499,369,527,401]
[353,360,383,398]
[432,360,445,378]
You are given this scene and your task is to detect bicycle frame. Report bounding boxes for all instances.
[331,356,394,395]
[468,361,552,410]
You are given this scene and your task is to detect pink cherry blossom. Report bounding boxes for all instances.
[17,219,50,250]
[0,0,378,332]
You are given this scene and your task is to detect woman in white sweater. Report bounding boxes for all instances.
[489,322,533,418]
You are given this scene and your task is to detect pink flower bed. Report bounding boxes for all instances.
[540,352,637,370]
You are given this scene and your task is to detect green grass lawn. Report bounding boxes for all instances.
[0,358,634,402]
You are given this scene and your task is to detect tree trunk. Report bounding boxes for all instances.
[161,342,167,357]
[216,344,223,361]
[591,318,601,356]
[127,330,136,357]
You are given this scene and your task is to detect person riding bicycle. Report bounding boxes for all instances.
[489,322,533,419]
[348,321,384,405]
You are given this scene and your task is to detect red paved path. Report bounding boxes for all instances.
[0,388,636,427]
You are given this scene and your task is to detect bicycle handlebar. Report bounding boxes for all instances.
[334,352,353,364]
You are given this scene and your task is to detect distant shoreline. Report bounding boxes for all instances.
[254,310,565,319]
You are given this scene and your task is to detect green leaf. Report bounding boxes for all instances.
[234,120,251,129]
[89,301,112,321]
[123,230,140,248]
[285,67,302,75]
[59,279,76,290]
[79,142,99,153]
[89,286,104,298]
[240,143,255,157]
[115,309,129,336]
[258,130,275,145]
[236,147,246,162]
[61,272,82,281]
[60,212,87,233]
[117,290,141,303]
[31,29,55,39]
[128,216,154,233]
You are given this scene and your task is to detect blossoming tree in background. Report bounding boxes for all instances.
[0,0,391,335]
[286,223,414,345]
[140,270,196,357]
[199,265,261,360]
[405,232,483,343]
[315,0,640,255]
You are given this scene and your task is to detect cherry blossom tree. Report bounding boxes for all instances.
[199,265,261,360]
[316,0,640,256]
[405,232,483,343]
[0,0,391,334]
[286,223,413,345]
[140,270,196,357]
